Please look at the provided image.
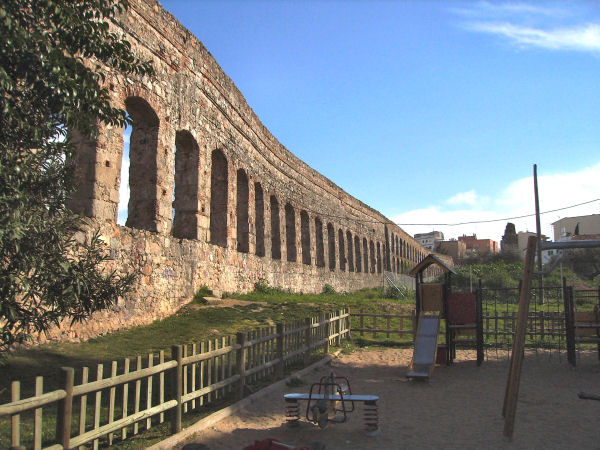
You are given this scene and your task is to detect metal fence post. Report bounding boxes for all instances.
[170,345,182,434]
[56,367,74,450]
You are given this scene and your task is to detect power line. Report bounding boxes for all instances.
[394,198,600,227]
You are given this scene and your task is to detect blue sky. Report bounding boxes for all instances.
[120,1,600,242]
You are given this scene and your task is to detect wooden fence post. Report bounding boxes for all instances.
[236,332,247,399]
[276,324,284,379]
[170,345,182,434]
[336,310,342,346]
[324,314,330,354]
[360,308,364,336]
[56,367,74,450]
[345,308,351,340]
[503,235,536,438]
[10,381,20,449]
[304,318,311,365]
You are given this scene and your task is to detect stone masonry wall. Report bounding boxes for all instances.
[44,0,442,344]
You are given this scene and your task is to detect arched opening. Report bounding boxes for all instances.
[116,118,130,225]
[391,233,395,255]
[209,149,228,247]
[124,97,159,231]
[354,235,362,273]
[172,130,199,239]
[236,169,249,253]
[255,183,265,257]
[315,217,325,267]
[338,229,346,271]
[363,238,369,273]
[370,240,376,273]
[396,236,400,255]
[346,231,354,272]
[300,210,311,265]
[384,226,391,271]
[327,223,335,271]
[285,203,297,262]
[270,195,281,260]
[377,242,382,273]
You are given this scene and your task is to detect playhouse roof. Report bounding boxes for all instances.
[409,254,456,276]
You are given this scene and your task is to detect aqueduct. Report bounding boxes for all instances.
[57,0,441,342]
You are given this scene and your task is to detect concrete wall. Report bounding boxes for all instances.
[50,0,434,344]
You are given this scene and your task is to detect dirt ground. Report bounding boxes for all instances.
[177,348,600,450]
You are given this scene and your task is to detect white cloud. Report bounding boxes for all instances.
[454,1,600,54]
[470,22,600,52]
[446,189,479,206]
[392,162,600,243]
[452,2,568,19]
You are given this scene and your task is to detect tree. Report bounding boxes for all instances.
[0,0,153,353]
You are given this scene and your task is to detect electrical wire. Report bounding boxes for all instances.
[394,198,600,227]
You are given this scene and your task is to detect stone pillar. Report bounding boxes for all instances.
[248,180,256,256]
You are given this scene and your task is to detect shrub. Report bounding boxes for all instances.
[192,285,212,304]
[322,284,336,295]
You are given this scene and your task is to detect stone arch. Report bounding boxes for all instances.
[354,235,362,273]
[363,238,369,273]
[300,210,311,265]
[396,236,400,255]
[377,242,382,273]
[338,229,346,271]
[254,182,265,257]
[236,169,249,253]
[209,149,228,247]
[124,96,159,231]
[391,233,395,254]
[327,223,336,271]
[370,240,376,273]
[315,217,325,268]
[346,231,354,272]
[172,130,199,239]
[270,195,281,259]
[285,203,297,262]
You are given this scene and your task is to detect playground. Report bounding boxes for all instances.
[176,348,600,449]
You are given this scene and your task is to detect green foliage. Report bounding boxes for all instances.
[321,284,336,294]
[451,260,523,291]
[191,285,212,304]
[253,278,287,295]
[0,0,153,352]
[384,284,414,300]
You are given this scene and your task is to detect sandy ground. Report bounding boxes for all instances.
[177,349,600,450]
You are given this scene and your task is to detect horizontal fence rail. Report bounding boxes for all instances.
[0,309,350,450]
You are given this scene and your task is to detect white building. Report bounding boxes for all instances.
[414,231,444,251]
[552,214,600,242]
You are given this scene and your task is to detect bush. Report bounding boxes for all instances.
[253,278,286,295]
[322,284,336,295]
[191,285,212,304]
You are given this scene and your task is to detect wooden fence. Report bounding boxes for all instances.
[352,309,416,339]
[0,310,349,450]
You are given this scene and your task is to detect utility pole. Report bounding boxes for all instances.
[534,164,544,304]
